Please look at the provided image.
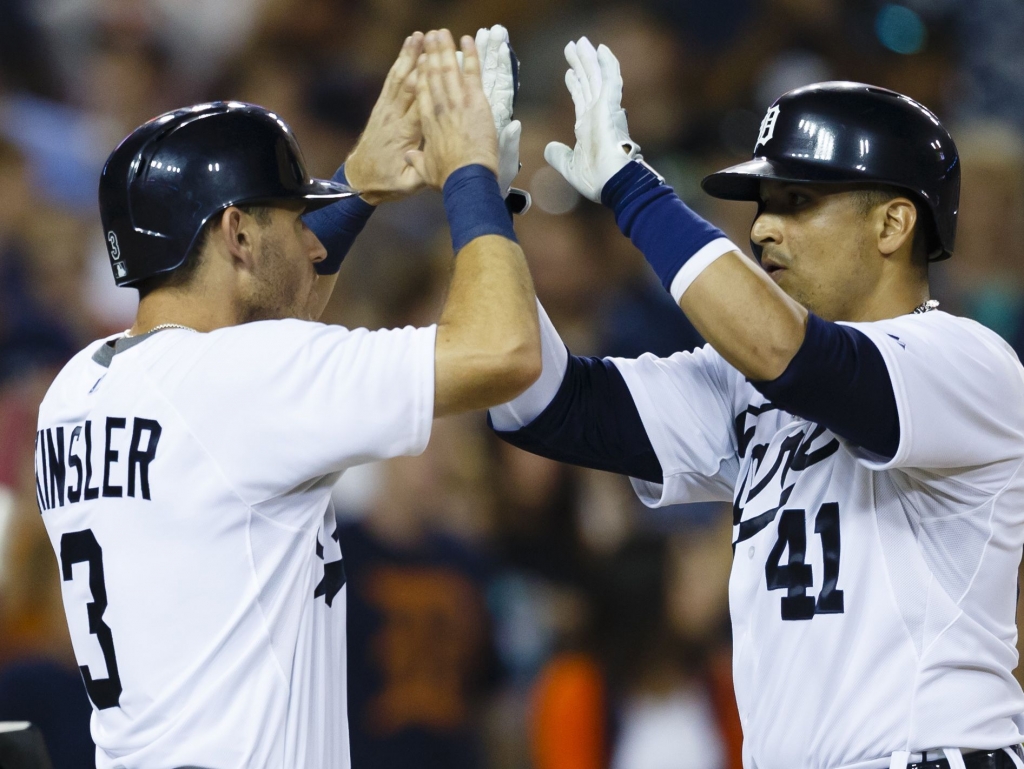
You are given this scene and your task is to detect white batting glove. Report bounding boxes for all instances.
[459,25,521,196]
[544,38,641,202]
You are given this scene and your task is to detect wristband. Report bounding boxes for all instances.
[602,161,739,302]
[303,164,375,275]
[443,165,518,253]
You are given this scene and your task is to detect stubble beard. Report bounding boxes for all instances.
[238,235,308,323]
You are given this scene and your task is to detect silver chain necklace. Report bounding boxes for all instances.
[124,323,199,339]
[912,299,939,315]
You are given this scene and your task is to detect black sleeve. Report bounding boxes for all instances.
[752,313,900,458]
[489,354,663,484]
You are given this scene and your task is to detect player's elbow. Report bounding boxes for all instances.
[477,329,542,404]
[502,333,543,398]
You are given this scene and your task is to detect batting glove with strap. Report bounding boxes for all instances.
[459,25,523,199]
[544,38,643,202]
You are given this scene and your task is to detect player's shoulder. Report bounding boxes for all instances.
[845,310,1022,367]
[39,334,124,419]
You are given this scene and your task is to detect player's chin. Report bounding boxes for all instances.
[307,274,336,320]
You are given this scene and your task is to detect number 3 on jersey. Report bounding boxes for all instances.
[61,529,122,709]
[765,503,844,620]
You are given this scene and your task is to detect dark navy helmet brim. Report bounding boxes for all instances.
[702,157,870,201]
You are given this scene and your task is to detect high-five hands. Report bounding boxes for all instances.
[468,25,521,196]
[404,30,500,189]
[345,33,426,205]
[544,37,642,202]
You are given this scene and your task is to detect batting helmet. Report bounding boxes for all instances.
[701,82,960,261]
[99,102,356,287]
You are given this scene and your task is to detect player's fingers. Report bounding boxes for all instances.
[394,45,423,110]
[576,37,602,103]
[460,34,484,99]
[404,149,429,182]
[564,42,591,105]
[415,52,439,133]
[501,119,522,154]
[597,44,622,107]
[423,32,450,113]
[485,25,505,78]
[385,32,424,99]
[475,27,491,76]
[544,141,574,180]
[435,29,464,106]
[497,41,512,88]
[565,69,585,122]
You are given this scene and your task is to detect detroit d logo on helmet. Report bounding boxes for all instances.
[755,106,781,150]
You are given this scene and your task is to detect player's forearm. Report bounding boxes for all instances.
[303,164,375,275]
[436,234,539,412]
[679,253,807,380]
[434,167,541,416]
[605,162,807,381]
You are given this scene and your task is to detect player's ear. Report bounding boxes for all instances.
[216,206,259,270]
[877,196,917,258]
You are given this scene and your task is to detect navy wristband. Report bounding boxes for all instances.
[443,165,518,254]
[303,164,375,275]
[602,161,728,292]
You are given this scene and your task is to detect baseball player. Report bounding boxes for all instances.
[33,29,539,768]
[490,38,1024,769]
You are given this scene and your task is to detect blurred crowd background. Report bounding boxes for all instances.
[2,0,1024,766]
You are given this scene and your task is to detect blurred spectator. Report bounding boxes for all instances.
[338,416,498,769]
[531,523,740,769]
[941,121,1024,358]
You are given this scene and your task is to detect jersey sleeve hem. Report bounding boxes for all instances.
[408,324,437,456]
[613,356,732,507]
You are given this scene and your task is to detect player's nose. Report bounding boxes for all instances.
[306,228,328,264]
[750,211,782,249]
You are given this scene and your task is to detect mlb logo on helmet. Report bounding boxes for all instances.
[756,106,781,150]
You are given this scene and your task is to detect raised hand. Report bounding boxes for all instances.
[544,37,641,202]
[474,25,521,195]
[344,32,426,205]
[404,30,499,189]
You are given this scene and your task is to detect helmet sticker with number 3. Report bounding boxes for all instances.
[107,231,121,262]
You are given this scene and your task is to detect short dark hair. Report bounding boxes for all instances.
[135,204,271,298]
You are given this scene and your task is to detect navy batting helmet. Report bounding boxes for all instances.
[701,82,960,261]
[99,102,356,287]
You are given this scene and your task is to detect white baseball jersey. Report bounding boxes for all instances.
[34,320,435,768]
[611,311,1024,769]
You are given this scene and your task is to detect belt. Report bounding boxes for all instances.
[906,747,1024,769]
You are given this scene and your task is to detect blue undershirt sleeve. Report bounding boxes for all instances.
[303,164,375,275]
[752,313,900,459]
[490,353,663,484]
